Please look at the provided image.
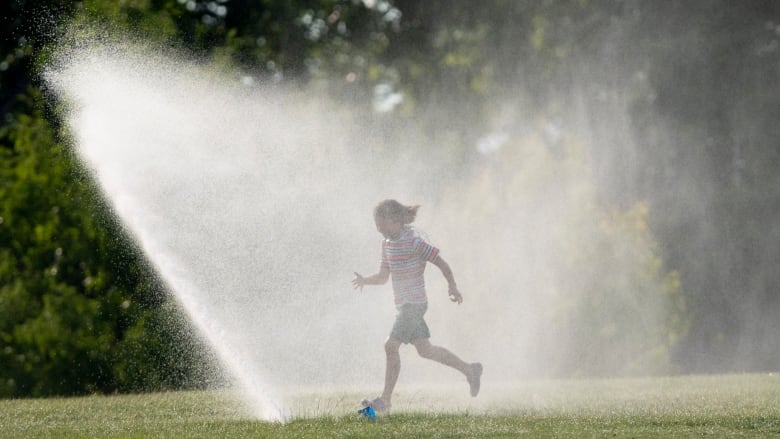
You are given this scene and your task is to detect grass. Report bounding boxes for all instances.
[1,373,778,438]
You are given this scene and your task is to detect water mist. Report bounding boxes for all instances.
[44,33,678,421]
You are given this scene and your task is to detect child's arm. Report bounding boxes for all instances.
[431,256,463,304]
[353,266,390,291]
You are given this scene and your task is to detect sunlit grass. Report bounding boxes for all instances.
[1,373,778,438]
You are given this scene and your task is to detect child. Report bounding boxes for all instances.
[353,199,482,412]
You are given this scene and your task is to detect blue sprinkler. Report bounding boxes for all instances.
[358,405,376,420]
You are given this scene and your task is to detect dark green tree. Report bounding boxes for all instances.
[2,0,779,397]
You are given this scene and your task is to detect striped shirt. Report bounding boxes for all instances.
[380,226,440,306]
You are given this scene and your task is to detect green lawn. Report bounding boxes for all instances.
[1,373,778,438]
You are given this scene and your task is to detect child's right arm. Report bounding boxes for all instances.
[353,266,390,291]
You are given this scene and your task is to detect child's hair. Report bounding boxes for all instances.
[374,199,419,225]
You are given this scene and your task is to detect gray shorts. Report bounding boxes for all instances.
[390,302,430,343]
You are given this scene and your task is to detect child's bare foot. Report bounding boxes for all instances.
[467,362,483,397]
[361,397,391,412]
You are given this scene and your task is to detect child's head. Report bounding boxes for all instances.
[374,199,419,225]
[374,199,418,238]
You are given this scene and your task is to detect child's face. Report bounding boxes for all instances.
[375,216,402,239]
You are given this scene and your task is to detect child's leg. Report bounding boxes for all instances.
[411,338,471,375]
[413,338,483,396]
[381,337,402,404]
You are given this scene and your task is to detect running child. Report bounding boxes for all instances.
[353,199,483,412]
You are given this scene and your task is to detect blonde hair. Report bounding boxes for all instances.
[374,199,419,225]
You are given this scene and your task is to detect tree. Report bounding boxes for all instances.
[0,0,224,396]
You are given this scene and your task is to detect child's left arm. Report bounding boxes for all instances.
[431,256,463,304]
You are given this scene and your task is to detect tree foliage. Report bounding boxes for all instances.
[0,87,216,396]
[1,0,778,396]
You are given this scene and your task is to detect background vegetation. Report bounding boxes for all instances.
[1,0,778,397]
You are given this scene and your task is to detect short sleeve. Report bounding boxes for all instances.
[413,237,440,262]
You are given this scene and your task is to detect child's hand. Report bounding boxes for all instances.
[353,272,365,291]
[448,286,463,304]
